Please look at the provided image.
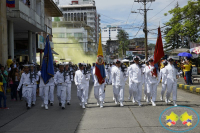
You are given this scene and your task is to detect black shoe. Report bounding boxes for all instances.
[59,103,61,106]
[27,107,31,110]
[26,103,28,107]
[62,107,65,109]
[50,103,53,106]
[67,102,71,105]
[48,100,50,104]
[32,104,35,106]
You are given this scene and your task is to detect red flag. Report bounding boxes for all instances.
[154,27,164,64]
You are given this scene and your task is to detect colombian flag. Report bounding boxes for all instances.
[95,32,106,84]
[6,0,15,8]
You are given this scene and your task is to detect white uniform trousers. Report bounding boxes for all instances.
[85,85,89,102]
[109,74,112,84]
[94,85,104,102]
[147,83,157,102]
[77,87,86,103]
[166,80,177,101]
[57,85,67,106]
[48,85,54,103]
[129,82,133,99]
[132,82,142,103]
[39,86,49,105]
[39,87,45,101]
[66,83,71,102]
[161,84,167,99]
[22,86,33,107]
[144,83,147,97]
[114,85,124,102]
[32,84,37,102]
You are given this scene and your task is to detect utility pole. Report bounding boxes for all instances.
[134,0,155,60]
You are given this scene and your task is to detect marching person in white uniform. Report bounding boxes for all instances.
[93,66,106,108]
[84,64,91,105]
[17,64,33,109]
[74,63,89,109]
[111,61,117,101]
[165,57,179,106]
[54,63,69,109]
[145,58,159,106]
[112,59,128,107]
[143,60,149,101]
[30,64,39,106]
[129,56,143,106]
[127,60,134,101]
[157,60,170,102]
[65,63,73,105]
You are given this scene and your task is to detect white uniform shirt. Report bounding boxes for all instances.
[93,67,106,87]
[54,71,69,86]
[157,67,167,84]
[31,71,39,85]
[111,65,117,85]
[112,66,126,86]
[74,70,89,86]
[130,64,143,83]
[145,65,159,84]
[165,64,179,82]
[18,73,32,89]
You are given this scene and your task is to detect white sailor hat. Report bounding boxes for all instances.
[148,56,154,61]
[78,63,84,67]
[59,63,65,66]
[168,56,174,61]
[23,64,30,67]
[64,62,69,65]
[133,56,141,61]
[115,59,122,64]
[29,64,34,67]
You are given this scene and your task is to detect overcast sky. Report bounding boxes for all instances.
[59,0,189,44]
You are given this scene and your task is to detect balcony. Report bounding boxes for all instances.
[7,0,45,32]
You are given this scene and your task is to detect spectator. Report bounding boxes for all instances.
[0,66,8,94]
[14,68,20,101]
[7,56,13,70]
[8,67,17,101]
[0,75,8,109]
[183,60,193,85]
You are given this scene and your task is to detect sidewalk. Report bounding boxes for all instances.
[177,76,200,94]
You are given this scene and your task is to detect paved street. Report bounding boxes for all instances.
[0,80,200,133]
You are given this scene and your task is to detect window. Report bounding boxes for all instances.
[66,33,72,37]
[104,30,107,32]
[53,33,65,38]
[74,33,83,38]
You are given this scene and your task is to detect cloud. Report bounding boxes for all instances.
[58,0,189,43]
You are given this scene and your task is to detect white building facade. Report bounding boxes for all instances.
[102,25,122,45]
[55,0,101,52]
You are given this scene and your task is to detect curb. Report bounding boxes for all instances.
[177,84,200,94]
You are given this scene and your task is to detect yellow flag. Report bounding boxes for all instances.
[97,32,103,56]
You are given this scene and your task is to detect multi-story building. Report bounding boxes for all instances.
[3,0,62,66]
[102,25,122,45]
[54,0,101,52]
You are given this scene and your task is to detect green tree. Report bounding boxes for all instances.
[164,0,200,51]
[116,30,129,58]
[54,17,60,22]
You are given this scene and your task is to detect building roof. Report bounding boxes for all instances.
[44,0,63,17]
[59,4,96,9]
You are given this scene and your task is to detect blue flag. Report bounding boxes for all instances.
[41,36,54,84]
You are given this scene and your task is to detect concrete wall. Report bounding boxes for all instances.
[0,1,8,66]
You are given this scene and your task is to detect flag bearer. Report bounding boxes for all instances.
[157,60,169,102]
[17,64,33,109]
[74,63,89,109]
[54,63,69,109]
[165,57,179,106]
[145,57,159,106]
[93,66,105,108]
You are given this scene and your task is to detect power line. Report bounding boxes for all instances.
[148,0,176,21]
[124,1,135,27]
